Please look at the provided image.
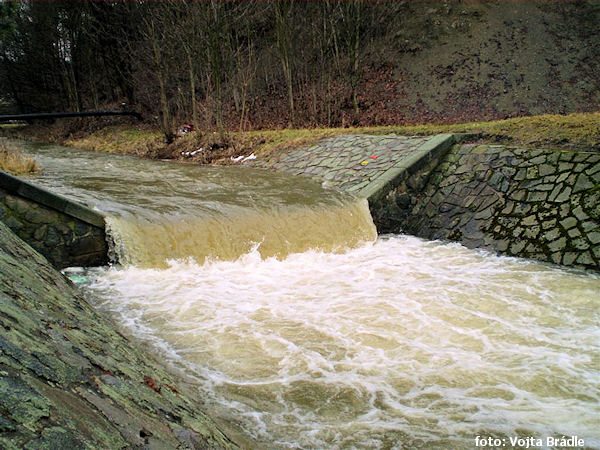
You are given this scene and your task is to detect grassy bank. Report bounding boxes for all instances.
[3,112,598,165]
[235,112,600,160]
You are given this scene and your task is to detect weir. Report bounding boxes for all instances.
[256,133,600,271]
[105,200,374,267]
[4,133,598,271]
[1,140,598,448]
[11,141,376,267]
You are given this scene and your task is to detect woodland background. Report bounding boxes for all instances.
[1,1,598,139]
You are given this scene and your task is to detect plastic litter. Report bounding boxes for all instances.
[62,267,87,285]
[68,275,88,284]
[230,153,257,163]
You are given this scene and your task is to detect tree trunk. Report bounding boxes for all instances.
[351,3,360,118]
[151,32,172,143]
[327,67,332,127]
[186,48,198,130]
[274,2,295,127]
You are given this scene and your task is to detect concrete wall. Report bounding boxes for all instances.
[367,134,458,233]
[0,172,108,268]
[395,144,599,271]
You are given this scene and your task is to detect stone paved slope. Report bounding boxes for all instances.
[254,133,457,233]
[0,221,236,449]
[255,134,433,193]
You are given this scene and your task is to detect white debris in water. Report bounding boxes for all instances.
[230,153,257,163]
[181,148,203,158]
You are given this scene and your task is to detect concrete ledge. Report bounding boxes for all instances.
[0,171,108,268]
[358,133,456,202]
[0,171,105,228]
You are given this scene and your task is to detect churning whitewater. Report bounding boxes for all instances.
[82,236,600,449]
[19,141,600,449]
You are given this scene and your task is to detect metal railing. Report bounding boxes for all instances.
[0,110,142,122]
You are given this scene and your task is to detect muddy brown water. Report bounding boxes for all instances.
[19,142,600,449]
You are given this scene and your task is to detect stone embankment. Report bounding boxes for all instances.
[257,134,454,197]
[402,144,599,270]
[0,171,108,268]
[0,220,236,449]
[261,134,599,271]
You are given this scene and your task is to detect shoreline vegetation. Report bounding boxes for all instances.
[2,2,598,139]
[2,112,598,167]
[0,139,40,175]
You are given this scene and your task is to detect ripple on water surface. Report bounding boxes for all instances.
[83,235,600,449]
[18,141,377,266]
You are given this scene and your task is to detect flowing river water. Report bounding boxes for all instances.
[19,142,600,449]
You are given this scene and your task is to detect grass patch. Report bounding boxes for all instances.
[236,112,600,157]
[63,126,163,157]
[2,112,598,165]
[0,141,40,175]
[390,112,600,150]
[218,112,599,163]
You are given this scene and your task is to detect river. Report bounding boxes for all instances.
[19,142,600,449]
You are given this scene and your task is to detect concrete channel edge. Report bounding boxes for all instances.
[0,170,105,228]
[357,133,457,203]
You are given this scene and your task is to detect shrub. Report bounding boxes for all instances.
[0,141,40,175]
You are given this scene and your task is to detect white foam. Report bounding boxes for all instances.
[85,235,600,449]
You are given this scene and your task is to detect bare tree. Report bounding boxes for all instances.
[139,3,176,142]
[274,1,295,127]
[343,1,362,119]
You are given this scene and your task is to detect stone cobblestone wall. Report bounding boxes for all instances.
[402,144,599,270]
[0,186,108,268]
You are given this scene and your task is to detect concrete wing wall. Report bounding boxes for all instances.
[0,171,108,268]
[402,145,599,271]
